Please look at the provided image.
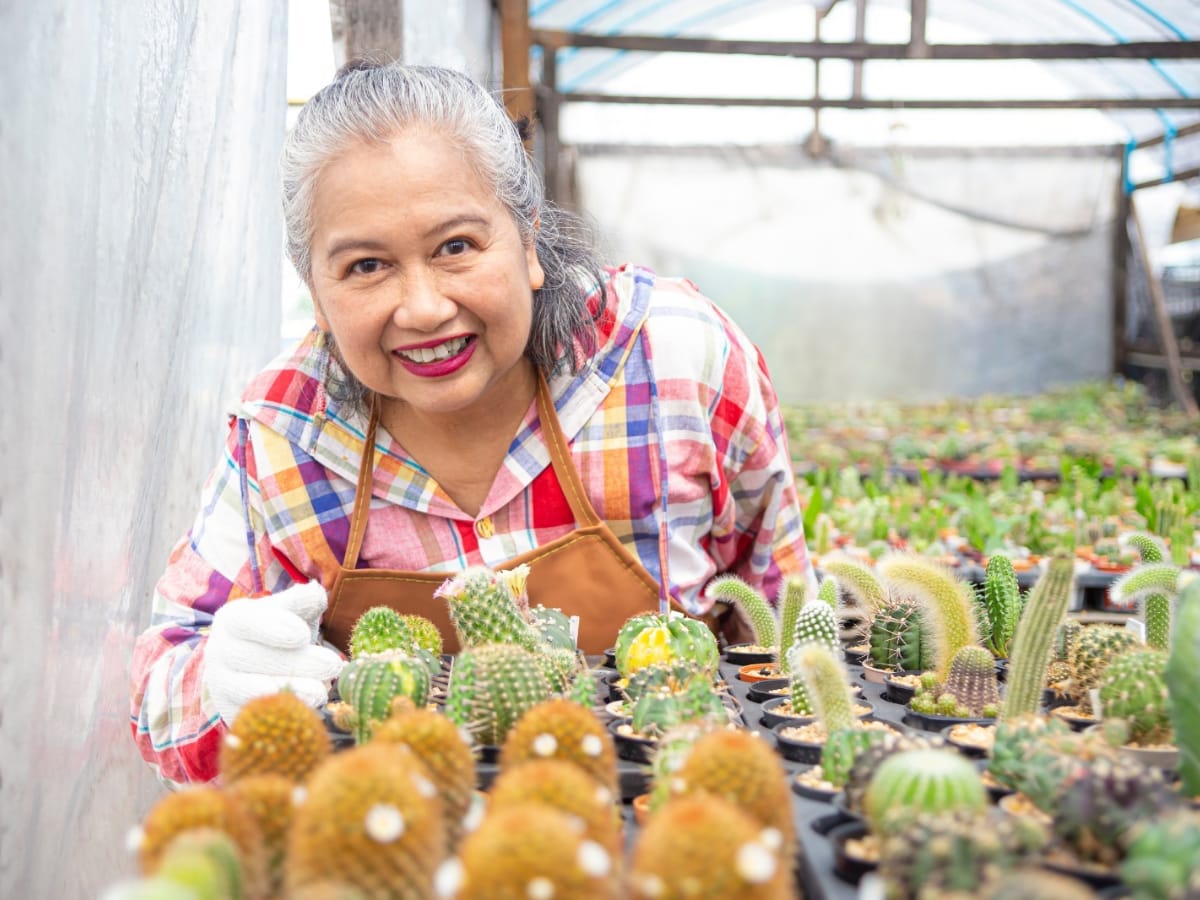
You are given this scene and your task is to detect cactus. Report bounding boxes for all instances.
[349,607,415,658]
[1068,626,1139,712]
[153,828,245,900]
[630,677,727,739]
[1169,523,1193,566]
[445,643,551,747]
[399,615,443,657]
[1001,555,1076,720]
[1109,562,1185,611]
[613,613,663,675]
[1098,648,1172,746]
[529,605,576,650]
[1051,755,1177,867]
[842,733,924,816]
[1123,531,1167,564]
[987,868,1105,900]
[790,642,856,733]
[370,700,477,852]
[218,690,332,784]
[487,759,623,858]
[454,804,618,899]
[224,775,294,897]
[500,698,618,795]
[706,575,777,649]
[980,555,1021,657]
[622,661,712,703]
[536,645,585,694]
[877,555,978,681]
[616,613,719,678]
[343,652,433,745]
[135,786,267,900]
[819,553,889,613]
[1120,809,1200,900]
[1144,593,1173,651]
[630,795,793,900]
[286,743,445,899]
[935,645,1000,717]
[815,577,839,610]
[785,601,841,714]
[1167,576,1200,797]
[986,714,1076,807]
[776,577,806,672]
[435,565,542,651]
[820,729,891,789]
[868,598,935,672]
[862,748,987,837]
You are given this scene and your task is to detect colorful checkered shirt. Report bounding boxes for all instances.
[130,265,813,784]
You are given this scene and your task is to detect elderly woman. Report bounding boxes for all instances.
[130,61,813,785]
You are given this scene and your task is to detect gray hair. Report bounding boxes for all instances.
[281,61,603,410]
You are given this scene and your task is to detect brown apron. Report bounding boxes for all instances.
[322,375,669,655]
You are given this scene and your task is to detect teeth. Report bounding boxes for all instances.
[399,337,469,364]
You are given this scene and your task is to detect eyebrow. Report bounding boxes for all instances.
[323,216,493,263]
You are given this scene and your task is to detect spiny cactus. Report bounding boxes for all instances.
[1109,562,1186,611]
[1068,625,1139,712]
[218,690,332,784]
[868,598,935,673]
[1123,531,1168,564]
[1099,648,1172,746]
[1144,593,1173,651]
[529,605,576,651]
[815,576,839,609]
[436,565,542,651]
[819,553,889,613]
[705,575,777,649]
[349,607,416,658]
[630,677,727,739]
[987,868,1105,900]
[862,748,987,837]
[777,576,807,666]
[399,615,443,657]
[980,555,1021,658]
[630,795,793,900]
[877,555,978,681]
[1002,555,1076,720]
[500,698,618,795]
[1120,808,1200,900]
[370,700,477,852]
[843,733,924,816]
[622,661,712,703]
[613,613,663,675]
[224,775,294,898]
[536,645,585,695]
[935,645,1000,718]
[785,601,841,714]
[343,652,433,745]
[614,613,719,678]
[820,728,891,790]
[152,828,245,900]
[453,803,619,899]
[445,643,551,747]
[790,642,856,733]
[286,743,445,899]
[134,786,267,900]
[487,760,623,858]
[986,714,1073,804]
[1167,576,1200,797]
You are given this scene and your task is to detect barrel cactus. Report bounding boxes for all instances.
[1098,648,1172,746]
[218,690,331,784]
[500,698,618,795]
[343,652,433,745]
[911,645,999,718]
[445,643,552,747]
[349,607,416,658]
[868,598,935,673]
[1120,808,1200,900]
[862,748,988,837]
[1068,625,1139,713]
[614,612,719,678]
[436,565,542,651]
[399,615,443,658]
[877,554,979,681]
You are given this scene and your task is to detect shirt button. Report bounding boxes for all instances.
[475,516,495,539]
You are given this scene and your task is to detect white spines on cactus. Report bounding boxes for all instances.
[705,575,778,649]
[1109,562,1186,612]
[789,602,841,658]
[818,554,888,613]
[816,577,840,609]
[876,554,979,682]
[777,576,807,664]
[1121,532,1167,564]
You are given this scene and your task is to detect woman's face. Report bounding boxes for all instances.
[307,128,544,420]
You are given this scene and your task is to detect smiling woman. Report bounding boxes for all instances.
[129,61,816,786]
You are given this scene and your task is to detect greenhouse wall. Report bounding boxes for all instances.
[577,145,1122,405]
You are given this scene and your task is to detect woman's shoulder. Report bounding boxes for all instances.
[237,326,329,421]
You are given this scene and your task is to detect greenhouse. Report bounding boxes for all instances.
[2,1,1199,898]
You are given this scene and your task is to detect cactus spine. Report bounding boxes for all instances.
[819,554,888,613]
[877,555,978,681]
[500,698,619,795]
[706,575,777,649]
[1109,562,1185,610]
[868,599,935,672]
[1123,531,1167,564]
[790,642,855,734]
[436,565,542,651]
[344,653,433,744]
[981,555,1020,657]
[1167,576,1200,797]
[776,577,806,675]
[785,602,841,715]
[445,643,551,747]
[399,615,443,657]
[1098,649,1171,745]
[349,607,416,658]
[1001,555,1075,720]
[218,691,332,784]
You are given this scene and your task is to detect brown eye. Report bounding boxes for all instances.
[350,258,383,275]
[439,239,469,256]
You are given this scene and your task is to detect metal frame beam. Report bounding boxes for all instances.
[556,93,1200,110]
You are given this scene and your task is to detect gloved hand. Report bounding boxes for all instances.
[203,582,345,726]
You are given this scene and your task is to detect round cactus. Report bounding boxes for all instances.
[286,743,445,899]
[224,775,295,897]
[616,614,719,678]
[398,615,443,657]
[936,645,1001,717]
[1068,625,1139,711]
[530,605,576,651]
[500,698,618,795]
[343,652,433,745]
[218,690,332,784]
[1120,809,1200,900]
[349,607,415,658]
[153,828,245,900]
[436,565,542,651]
[630,678,727,739]
[705,575,777,649]
[445,643,551,747]
[1098,648,1172,746]
[862,748,987,837]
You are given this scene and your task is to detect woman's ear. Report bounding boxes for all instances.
[308,281,330,331]
[526,213,545,291]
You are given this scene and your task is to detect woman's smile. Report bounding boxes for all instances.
[393,334,477,376]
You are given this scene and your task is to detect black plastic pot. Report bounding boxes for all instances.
[601,647,617,669]
[791,765,841,803]
[762,697,875,731]
[902,708,995,733]
[745,677,791,704]
[772,721,825,765]
[975,759,1014,803]
[1050,708,1098,733]
[829,821,877,885]
[723,643,776,666]
[607,717,655,765]
[882,676,919,706]
[1039,856,1122,891]
[939,723,994,759]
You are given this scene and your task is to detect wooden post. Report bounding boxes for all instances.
[539,44,562,203]
[499,0,534,142]
[1111,174,1131,378]
[909,0,929,58]
[851,0,867,100]
[337,0,403,63]
[1130,194,1199,416]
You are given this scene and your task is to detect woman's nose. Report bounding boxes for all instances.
[393,269,455,330]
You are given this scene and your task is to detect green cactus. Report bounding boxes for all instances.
[445,643,551,747]
[981,555,1021,658]
[1167,576,1200,797]
[842,733,923,816]
[398,615,443,658]
[1069,625,1139,712]
[862,748,987,837]
[877,555,979,681]
[790,642,855,733]
[614,612,663,675]
[785,602,841,714]
[1120,809,1200,900]
[1169,524,1193,567]
[154,829,245,900]
[436,565,542,651]
[819,554,888,613]
[776,577,806,675]
[349,607,416,659]
[815,577,839,610]
[1099,648,1172,746]
[1144,594,1173,651]
[1123,531,1167,564]
[615,613,719,678]
[936,645,1000,718]
[987,715,1076,809]
[529,606,576,650]
[623,661,714,704]
[1001,555,1076,721]
[868,599,935,672]
[535,646,584,694]
[343,653,433,745]
[630,678,727,739]
[706,575,777,649]
[820,729,890,789]
[1109,562,1185,611]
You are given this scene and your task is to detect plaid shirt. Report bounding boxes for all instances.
[130,265,813,785]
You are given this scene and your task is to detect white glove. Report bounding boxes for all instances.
[203,582,345,726]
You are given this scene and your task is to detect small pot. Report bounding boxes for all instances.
[791,765,841,803]
[760,697,874,731]
[1081,725,1180,770]
[860,661,894,684]
[975,759,1014,802]
[632,793,652,827]
[882,675,920,706]
[1050,707,1098,733]
[902,708,995,733]
[939,723,995,759]
[603,670,627,704]
[771,721,826,765]
[723,643,776,666]
[745,677,791,704]
[738,662,783,683]
[842,644,869,666]
[606,718,655,765]
[829,821,877,885]
[809,808,856,837]
[601,647,617,669]
[1038,855,1122,891]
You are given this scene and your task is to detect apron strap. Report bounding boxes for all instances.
[343,394,380,570]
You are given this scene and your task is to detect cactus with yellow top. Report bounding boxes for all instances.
[436,564,543,652]
[499,698,618,795]
[613,610,718,679]
[218,690,332,784]
[286,742,445,899]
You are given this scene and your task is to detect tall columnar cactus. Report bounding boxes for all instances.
[1001,555,1076,720]
[785,601,841,713]
[1143,594,1173,652]
[1122,531,1167,564]
[876,555,978,681]
[819,554,889,613]
[777,577,806,669]
[980,555,1021,658]
[349,607,416,658]
[936,645,1001,718]
[1098,648,1172,746]
[445,643,552,747]
[706,575,777,649]
[862,748,987,837]
[868,599,935,673]
[343,653,433,745]
[1167,576,1200,797]
[500,698,619,795]
[435,565,542,651]
[1069,626,1139,712]
[815,577,839,609]
[286,743,445,899]
[791,642,856,734]
[218,691,332,784]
